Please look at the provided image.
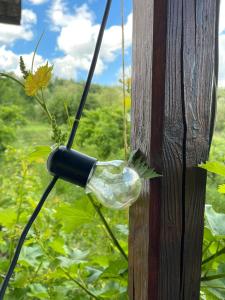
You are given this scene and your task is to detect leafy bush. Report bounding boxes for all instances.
[0,147,129,299]
[0,105,26,151]
[75,107,127,160]
[201,206,225,299]
[0,67,130,299]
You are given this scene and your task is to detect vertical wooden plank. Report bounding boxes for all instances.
[181,1,220,299]
[149,0,168,299]
[159,0,184,299]
[129,0,220,299]
[129,0,154,298]
[0,0,21,25]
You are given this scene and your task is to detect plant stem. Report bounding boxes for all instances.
[121,0,128,161]
[0,73,24,88]
[0,72,52,123]
[40,89,52,123]
[9,167,28,262]
[61,268,100,300]
[202,246,225,265]
[30,261,43,283]
[201,273,225,281]
[31,31,45,73]
[202,241,213,256]
[64,101,72,128]
[87,194,128,261]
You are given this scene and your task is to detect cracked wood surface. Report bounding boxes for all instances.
[129,1,220,299]
[0,0,21,25]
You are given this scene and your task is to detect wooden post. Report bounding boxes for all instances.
[0,0,21,25]
[129,1,220,299]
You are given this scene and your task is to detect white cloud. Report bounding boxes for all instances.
[220,0,225,34]
[48,1,132,79]
[0,9,37,46]
[219,34,225,86]
[0,46,45,77]
[48,0,78,31]
[28,0,48,4]
[117,65,132,81]
[52,55,78,79]
[53,54,105,80]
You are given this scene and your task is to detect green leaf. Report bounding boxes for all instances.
[19,245,43,267]
[218,184,225,194]
[28,145,51,163]
[205,205,225,237]
[57,249,89,268]
[49,237,66,255]
[100,258,128,279]
[13,271,30,288]
[199,162,225,177]
[55,198,96,233]
[0,208,17,228]
[96,282,127,299]
[116,224,129,236]
[128,149,161,179]
[202,279,225,300]
[27,284,49,299]
[86,267,103,283]
[203,226,215,243]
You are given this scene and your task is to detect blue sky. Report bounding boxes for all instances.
[0,0,225,86]
[0,0,132,85]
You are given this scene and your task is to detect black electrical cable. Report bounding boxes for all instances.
[0,176,58,299]
[0,1,112,298]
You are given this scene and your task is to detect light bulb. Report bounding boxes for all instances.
[47,147,142,210]
[86,160,142,209]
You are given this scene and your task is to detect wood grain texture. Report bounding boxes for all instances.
[129,0,220,299]
[159,0,184,299]
[129,0,154,298]
[0,0,21,25]
[181,1,220,298]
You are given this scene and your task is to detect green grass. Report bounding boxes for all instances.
[14,121,51,147]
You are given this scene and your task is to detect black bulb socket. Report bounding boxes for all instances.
[47,146,97,188]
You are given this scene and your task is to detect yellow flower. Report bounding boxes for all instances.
[24,63,53,96]
[218,184,225,194]
[24,74,38,96]
[125,96,131,109]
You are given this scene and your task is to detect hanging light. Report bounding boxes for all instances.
[47,146,142,209]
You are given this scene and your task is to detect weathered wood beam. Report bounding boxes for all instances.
[0,0,21,25]
[129,1,220,299]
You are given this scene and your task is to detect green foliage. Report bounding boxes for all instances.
[46,82,122,125]
[200,89,225,299]
[0,105,26,151]
[55,199,97,233]
[201,205,225,299]
[128,149,160,179]
[0,73,130,299]
[51,116,67,146]
[0,147,129,299]
[199,161,225,195]
[75,107,126,160]
[0,120,14,151]
[200,162,225,177]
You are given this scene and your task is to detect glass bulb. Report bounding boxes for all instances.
[85,160,142,210]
